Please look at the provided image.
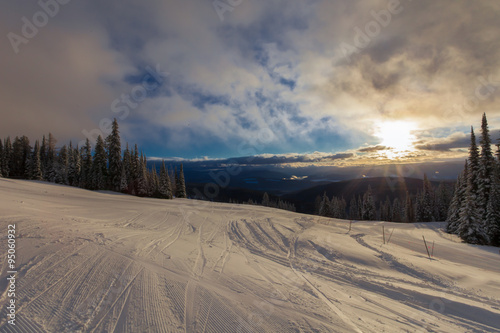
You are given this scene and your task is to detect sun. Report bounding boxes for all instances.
[375,120,417,157]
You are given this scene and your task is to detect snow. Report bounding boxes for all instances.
[1,178,499,332]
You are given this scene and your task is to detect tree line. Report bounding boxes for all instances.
[0,119,187,200]
[446,113,500,246]
[260,192,296,212]
[314,177,453,223]
[226,192,297,213]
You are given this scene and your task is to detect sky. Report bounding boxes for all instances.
[1,0,500,168]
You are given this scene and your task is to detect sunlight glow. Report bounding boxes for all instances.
[375,120,417,159]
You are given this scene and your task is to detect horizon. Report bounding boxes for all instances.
[2,0,500,170]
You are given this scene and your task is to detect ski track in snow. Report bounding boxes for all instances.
[1,179,500,332]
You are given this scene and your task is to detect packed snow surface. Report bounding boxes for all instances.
[0,178,499,332]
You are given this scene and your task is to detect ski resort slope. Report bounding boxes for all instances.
[0,179,499,333]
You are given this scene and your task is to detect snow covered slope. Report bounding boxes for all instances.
[0,178,499,332]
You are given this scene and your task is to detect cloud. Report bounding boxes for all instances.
[245,152,355,165]
[154,152,354,167]
[283,175,309,181]
[414,132,471,151]
[0,3,133,143]
[2,0,500,161]
[225,152,355,165]
[315,0,500,126]
[358,145,390,153]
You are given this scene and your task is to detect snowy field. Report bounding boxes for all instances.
[0,178,499,333]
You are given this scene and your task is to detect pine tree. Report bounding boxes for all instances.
[497,136,500,162]
[418,174,435,222]
[31,140,43,180]
[10,136,31,178]
[381,196,392,222]
[150,165,160,197]
[146,167,152,197]
[485,167,500,246]
[331,197,345,218]
[314,195,322,215]
[122,144,132,193]
[457,159,489,245]
[404,191,415,223]
[40,135,47,179]
[24,145,33,180]
[319,192,331,217]
[357,195,363,219]
[159,161,172,199]
[392,198,402,222]
[330,197,339,218]
[55,145,69,185]
[91,135,107,190]
[72,144,81,185]
[415,191,423,222]
[262,192,270,207]
[106,118,122,191]
[80,139,92,189]
[67,142,79,186]
[468,127,481,208]
[144,155,155,197]
[46,133,57,182]
[446,162,468,234]
[136,152,148,197]
[362,185,376,220]
[349,197,359,219]
[0,138,3,178]
[435,182,451,221]
[175,163,187,198]
[3,137,11,178]
[21,136,31,179]
[478,113,495,221]
[338,197,346,219]
[119,164,128,193]
[131,144,140,195]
